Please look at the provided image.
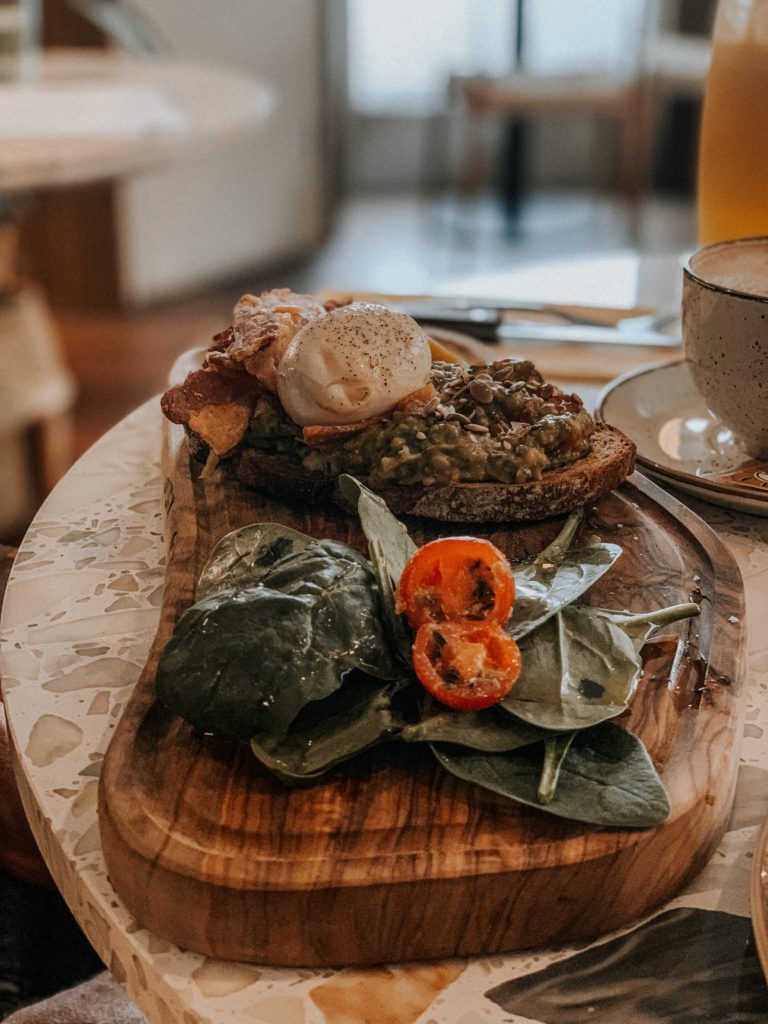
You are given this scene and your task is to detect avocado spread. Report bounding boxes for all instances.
[243,359,594,488]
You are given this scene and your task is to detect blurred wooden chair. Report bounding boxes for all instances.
[641,28,711,141]
[449,1,712,212]
[0,224,77,543]
[452,69,649,204]
[643,30,711,101]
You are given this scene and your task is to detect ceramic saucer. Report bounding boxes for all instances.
[597,360,768,516]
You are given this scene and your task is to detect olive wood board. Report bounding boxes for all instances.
[98,423,746,967]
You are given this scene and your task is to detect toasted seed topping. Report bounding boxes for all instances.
[468,379,494,404]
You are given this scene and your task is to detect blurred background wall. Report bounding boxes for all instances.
[19,0,336,307]
[115,0,331,305]
[17,0,715,311]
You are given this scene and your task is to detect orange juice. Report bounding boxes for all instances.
[698,32,768,243]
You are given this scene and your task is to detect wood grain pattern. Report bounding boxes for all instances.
[98,426,747,966]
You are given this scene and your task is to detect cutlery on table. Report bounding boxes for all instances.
[392,301,681,347]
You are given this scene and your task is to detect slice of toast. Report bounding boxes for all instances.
[227,424,636,523]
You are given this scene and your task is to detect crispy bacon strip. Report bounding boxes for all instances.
[161,287,337,450]
[207,288,329,391]
[187,403,253,457]
[160,367,261,455]
[161,367,260,423]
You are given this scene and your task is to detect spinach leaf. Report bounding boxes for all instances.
[338,474,417,585]
[502,601,699,732]
[339,474,417,663]
[402,707,548,753]
[508,510,622,640]
[250,675,410,784]
[169,496,688,833]
[432,721,670,828]
[197,522,314,601]
[155,537,399,740]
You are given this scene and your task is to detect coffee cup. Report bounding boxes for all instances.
[683,237,768,459]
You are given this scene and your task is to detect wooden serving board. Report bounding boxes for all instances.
[98,425,747,967]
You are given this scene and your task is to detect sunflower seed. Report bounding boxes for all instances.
[468,379,494,404]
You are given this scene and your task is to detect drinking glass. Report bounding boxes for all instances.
[697,0,768,244]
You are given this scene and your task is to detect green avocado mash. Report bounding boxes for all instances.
[243,359,594,488]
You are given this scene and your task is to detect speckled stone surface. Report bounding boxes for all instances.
[2,400,768,1024]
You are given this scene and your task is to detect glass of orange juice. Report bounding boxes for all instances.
[697,0,768,244]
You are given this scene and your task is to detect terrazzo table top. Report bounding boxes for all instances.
[2,399,768,1024]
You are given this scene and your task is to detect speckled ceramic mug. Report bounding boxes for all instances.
[683,237,768,458]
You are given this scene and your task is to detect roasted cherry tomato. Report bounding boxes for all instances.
[395,537,514,628]
[412,620,522,711]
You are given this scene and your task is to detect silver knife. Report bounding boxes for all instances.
[393,298,599,318]
[392,302,681,347]
[490,321,681,348]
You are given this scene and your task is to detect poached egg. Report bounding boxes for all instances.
[276,302,432,426]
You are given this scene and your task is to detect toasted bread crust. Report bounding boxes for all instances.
[227,424,636,522]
